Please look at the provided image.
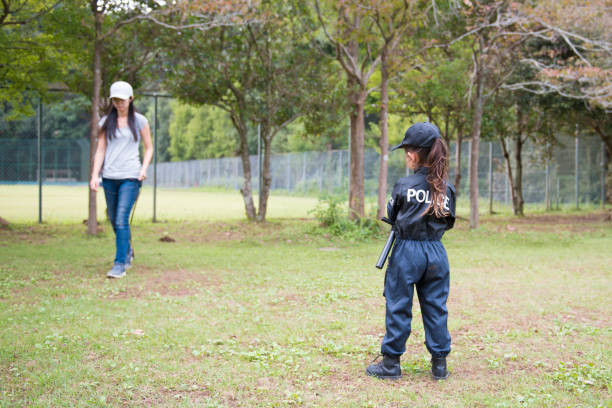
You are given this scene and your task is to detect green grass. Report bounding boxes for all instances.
[0,185,604,224]
[0,185,319,222]
[1,209,611,407]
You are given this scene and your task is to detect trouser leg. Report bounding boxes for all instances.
[416,242,451,358]
[113,179,140,264]
[102,179,119,233]
[380,240,426,356]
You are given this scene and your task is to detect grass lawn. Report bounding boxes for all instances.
[0,194,611,406]
[0,185,320,222]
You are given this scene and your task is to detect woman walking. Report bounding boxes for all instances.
[90,81,153,278]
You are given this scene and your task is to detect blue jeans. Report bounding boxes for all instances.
[101,178,141,264]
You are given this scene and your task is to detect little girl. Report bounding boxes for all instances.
[367,122,456,380]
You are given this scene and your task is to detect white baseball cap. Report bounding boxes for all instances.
[109,81,133,100]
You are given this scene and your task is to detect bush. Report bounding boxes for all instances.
[309,196,383,241]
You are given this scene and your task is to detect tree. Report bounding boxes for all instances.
[451,1,527,228]
[0,0,65,116]
[161,0,328,221]
[168,102,237,160]
[501,0,611,164]
[393,42,472,194]
[314,0,384,219]
[49,0,254,233]
[367,0,416,219]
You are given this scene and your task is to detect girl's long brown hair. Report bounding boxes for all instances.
[406,137,449,217]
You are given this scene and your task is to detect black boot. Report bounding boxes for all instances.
[431,356,449,380]
[366,354,401,380]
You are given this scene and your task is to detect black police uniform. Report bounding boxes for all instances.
[381,167,456,358]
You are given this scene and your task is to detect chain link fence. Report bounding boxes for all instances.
[0,94,608,222]
[143,136,607,206]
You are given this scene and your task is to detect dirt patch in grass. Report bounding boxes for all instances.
[106,267,222,299]
[155,220,290,244]
[0,224,61,245]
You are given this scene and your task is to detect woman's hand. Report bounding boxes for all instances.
[90,175,100,192]
[138,168,147,181]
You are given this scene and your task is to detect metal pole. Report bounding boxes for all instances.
[602,141,607,208]
[153,94,158,222]
[545,157,550,211]
[556,177,560,210]
[37,97,43,223]
[575,124,579,209]
[488,141,493,214]
[258,124,262,198]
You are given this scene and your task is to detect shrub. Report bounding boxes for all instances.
[309,196,383,241]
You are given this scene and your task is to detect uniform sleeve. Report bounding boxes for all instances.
[386,182,402,223]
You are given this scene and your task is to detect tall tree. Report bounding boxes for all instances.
[314,0,383,219]
[161,0,328,221]
[453,1,527,228]
[51,0,253,233]
[368,0,414,219]
[0,0,65,116]
[393,43,472,194]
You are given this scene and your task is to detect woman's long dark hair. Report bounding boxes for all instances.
[101,100,139,142]
[406,137,450,217]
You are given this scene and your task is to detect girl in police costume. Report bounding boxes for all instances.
[366,121,456,380]
[90,81,153,278]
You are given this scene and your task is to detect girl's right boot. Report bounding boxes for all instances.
[365,354,401,380]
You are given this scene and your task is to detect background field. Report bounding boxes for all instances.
[0,185,320,222]
[0,184,604,224]
[0,189,611,407]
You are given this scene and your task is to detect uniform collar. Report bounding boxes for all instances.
[414,166,429,175]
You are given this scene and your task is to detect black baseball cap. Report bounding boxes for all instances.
[391,122,441,151]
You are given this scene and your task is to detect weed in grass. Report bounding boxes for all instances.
[309,196,382,241]
[551,361,611,394]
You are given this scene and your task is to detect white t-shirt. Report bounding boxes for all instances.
[98,112,148,179]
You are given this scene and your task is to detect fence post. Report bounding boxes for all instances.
[286,153,291,191]
[575,124,579,209]
[258,124,262,197]
[488,141,493,214]
[545,141,550,211]
[302,151,306,194]
[545,157,550,211]
[153,94,158,222]
[556,176,560,210]
[602,141,608,208]
[37,97,43,224]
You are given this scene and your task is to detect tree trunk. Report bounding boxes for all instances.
[454,123,463,194]
[256,126,272,222]
[512,107,526,216]
[469,58,484,229]
[87,8,103,235]
[512,135,524,216]
[348,79,366,220]
[235,117,256,220]
[443,113,451,147]
[377,53,390,219]
[499,136,517,212]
